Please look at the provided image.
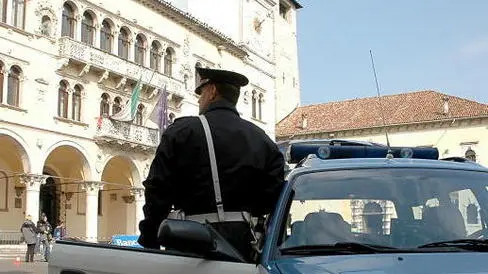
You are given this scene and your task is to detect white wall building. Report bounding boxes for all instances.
[0,0,302,243]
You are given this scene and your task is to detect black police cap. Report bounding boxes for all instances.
[195,67,249,95]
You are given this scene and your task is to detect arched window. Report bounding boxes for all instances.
[81,11,95,45]
[12,0,25,29]
[0,62,4,104]
[118,28,130,59]
[150,41,161,71]
[164,47,173,76]
[61,2,75,38]
[58,80,69,118]
[251,90,257,118]
[135,104,144,125]
[465,147,476,162]
[195,62,202,88]
[258,93,264,120]
[1,0,7,23]
[41,16,52,36]
[183,74,188,90]
[72,85,82,121]
[112,96,122,115]
[100,20,113,52]
[7,66,21,107]
[467,203,479,224]
[134,34,146,65]
[100,93,110,116]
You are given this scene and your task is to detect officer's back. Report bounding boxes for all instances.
[138,67,284,252]
[169,99,282,217]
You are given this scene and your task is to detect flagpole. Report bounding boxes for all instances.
[142,68,157,95]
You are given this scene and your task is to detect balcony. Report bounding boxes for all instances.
[94,117,160,152]
[58,37,184,95]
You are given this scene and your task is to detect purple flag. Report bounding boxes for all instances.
[148,85,170,133]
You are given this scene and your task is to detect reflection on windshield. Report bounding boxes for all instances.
[281,168,488,251]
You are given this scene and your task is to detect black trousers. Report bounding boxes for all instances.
[25,244,35,262]
[209,222,254,262]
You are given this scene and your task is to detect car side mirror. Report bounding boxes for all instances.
[157,219,216,255]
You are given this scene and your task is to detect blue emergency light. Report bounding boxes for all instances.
[286,143,439,164]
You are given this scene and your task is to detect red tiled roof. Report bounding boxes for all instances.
[276,90,488,138]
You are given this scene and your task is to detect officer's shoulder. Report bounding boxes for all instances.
[165,116,201,132]
[240,118,269,136]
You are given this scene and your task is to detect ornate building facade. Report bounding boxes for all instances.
[0,0,302,243]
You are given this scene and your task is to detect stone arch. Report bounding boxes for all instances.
[42,140,92,180]
[101,155,141,187]
[99,155,141,238]
[0,129,32,231]
[0,128,31,173]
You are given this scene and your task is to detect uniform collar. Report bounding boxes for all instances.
[204,100,240,116]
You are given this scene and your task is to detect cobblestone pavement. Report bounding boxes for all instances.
[0,259,47,274]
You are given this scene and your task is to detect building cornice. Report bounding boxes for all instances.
[137,0,248,59]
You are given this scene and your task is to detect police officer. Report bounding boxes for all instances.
[137,67,285,261]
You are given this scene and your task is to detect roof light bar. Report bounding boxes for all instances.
[287,144,439,164]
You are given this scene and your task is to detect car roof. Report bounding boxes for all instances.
[286,157,488,179]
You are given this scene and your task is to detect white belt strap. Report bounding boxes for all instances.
[198,114,225,222]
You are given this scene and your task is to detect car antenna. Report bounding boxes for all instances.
[369,50,393,159]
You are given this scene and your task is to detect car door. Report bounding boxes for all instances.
[48,241,260,274]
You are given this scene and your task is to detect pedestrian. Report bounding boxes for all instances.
[37,213,52,262]
[20,215,38,262]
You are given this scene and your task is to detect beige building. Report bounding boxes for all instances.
[0,0,302,244]
[277,90,488,236]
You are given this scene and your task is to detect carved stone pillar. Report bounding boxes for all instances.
[1,67,8,103]
[131,187,145,235]
[82,181,102,242]
[112,30,119,56]
[20,174,46,224]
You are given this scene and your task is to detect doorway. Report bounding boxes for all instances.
[39,173,60,226]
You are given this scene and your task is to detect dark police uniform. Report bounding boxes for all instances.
[138,68,285,261]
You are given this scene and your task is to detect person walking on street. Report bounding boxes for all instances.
[20,215,38,262]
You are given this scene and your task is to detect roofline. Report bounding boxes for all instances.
[139,0,248,59]
[291,90,488,110]
[276,114,488,139]
[289,0,303,9]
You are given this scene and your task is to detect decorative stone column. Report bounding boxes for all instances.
[131,187,145,235]
[1,66,8,103]
[20,174,46,224]
[82,181,102,242]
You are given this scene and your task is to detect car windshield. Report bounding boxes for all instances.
[279,167,488,252]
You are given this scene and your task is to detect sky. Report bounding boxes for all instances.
[296,0,488,106]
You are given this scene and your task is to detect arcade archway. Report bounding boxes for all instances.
[42,144,91,238]
[99,156,140,240]
[0,133,30,231]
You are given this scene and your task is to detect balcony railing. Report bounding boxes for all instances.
[95,117,160,149]
[58,37,184,94]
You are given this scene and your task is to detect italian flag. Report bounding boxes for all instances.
[111,76,142,122]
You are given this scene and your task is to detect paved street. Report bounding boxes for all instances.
[0,259,47,274]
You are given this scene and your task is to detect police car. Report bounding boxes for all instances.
[48,141,488,274]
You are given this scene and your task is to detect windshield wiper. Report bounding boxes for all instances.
[418,239,488,251]
[280,242,397,255]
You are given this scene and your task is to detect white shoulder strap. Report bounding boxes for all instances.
[198,115,225,222]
